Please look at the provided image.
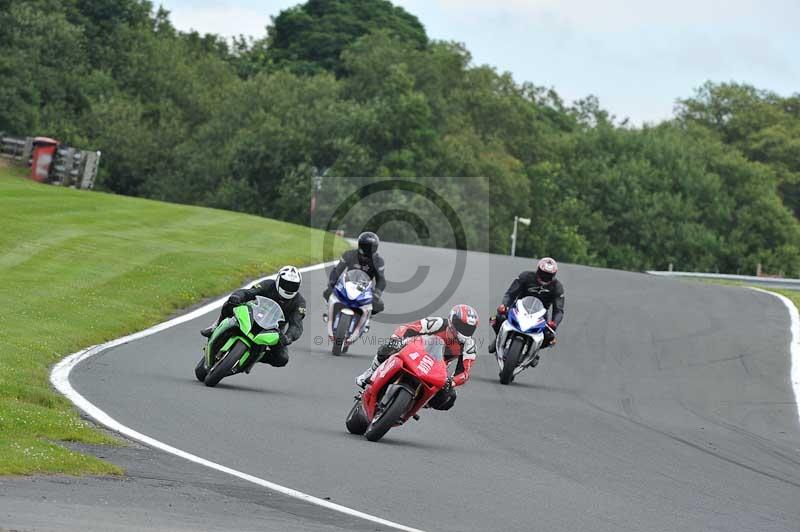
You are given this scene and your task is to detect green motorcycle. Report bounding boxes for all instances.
[195,296,285,387]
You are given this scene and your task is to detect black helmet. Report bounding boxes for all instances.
[357,231,379,257]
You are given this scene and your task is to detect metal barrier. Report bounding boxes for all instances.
[0,134,33,163]
[0,133,100,189]
[51,146,101,189]
[647,271,800,291]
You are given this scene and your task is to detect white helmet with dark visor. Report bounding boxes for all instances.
[277,266,302,299]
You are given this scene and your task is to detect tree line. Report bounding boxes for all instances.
[1,0,798,275]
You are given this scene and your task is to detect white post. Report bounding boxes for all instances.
[511,216,519,256]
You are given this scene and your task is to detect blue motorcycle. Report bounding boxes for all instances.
[494,296,551,384]
[325,269,374,356]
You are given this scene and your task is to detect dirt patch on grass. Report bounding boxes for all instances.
[0,158,25,171]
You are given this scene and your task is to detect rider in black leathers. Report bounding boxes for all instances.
[323,232,386,314]
[200,266,306,367]
[490,257,565,353]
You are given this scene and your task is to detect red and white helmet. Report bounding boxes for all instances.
[448,304,479,343]
[536,257,558,284]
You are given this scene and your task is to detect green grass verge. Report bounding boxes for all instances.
[689,277,800,310]
[773,290,800,310]
[0,166,347,475]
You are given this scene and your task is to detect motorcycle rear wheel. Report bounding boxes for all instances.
[345,399,368,435]
[204,341,247,387]
[499,338,524,385]
[365,387,413,442]
[194,355,208,382]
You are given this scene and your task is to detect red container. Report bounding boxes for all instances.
[30,137,59,182]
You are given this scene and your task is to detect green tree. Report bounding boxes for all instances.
[677,82,800,217]
[2,0,798,276]
[65,0,154,70]
[0,2,87,135]
[265,0,428,75]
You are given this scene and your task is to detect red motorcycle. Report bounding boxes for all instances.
[346,336,449,442]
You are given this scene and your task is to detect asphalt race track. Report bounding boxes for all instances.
[72,242,800,532]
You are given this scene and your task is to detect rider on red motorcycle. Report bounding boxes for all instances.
[355,304,479,410]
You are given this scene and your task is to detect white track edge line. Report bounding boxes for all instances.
[50,261,427,532]
[750,288,800,425]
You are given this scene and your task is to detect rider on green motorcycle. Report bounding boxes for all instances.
[201,266,306,367]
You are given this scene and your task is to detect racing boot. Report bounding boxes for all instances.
[488,337,497,354]
[200,319,219,338]
[355,355,380,388]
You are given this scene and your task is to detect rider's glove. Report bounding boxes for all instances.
[228,293,244,305]
[545,322,558,348]
[376,344,393,360]
[377,336,402,360]
[497,304,507,316]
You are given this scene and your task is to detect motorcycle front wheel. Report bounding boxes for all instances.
[499,338,524,385]
[204,341,248,387]
[365,387,414,442]
[332,313,351,356]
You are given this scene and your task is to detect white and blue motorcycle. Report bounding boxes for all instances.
[325,269,374,356]
[495,296,551,384]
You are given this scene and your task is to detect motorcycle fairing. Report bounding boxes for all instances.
[362,338,449,425]
[206,301,281,367]
[206,317,242,366]
[253,331,280,346]
[397,344,448,388]
[507,297,547,334]
[233,305,252,335]
[327,271,374,346]
[495,298,546,377]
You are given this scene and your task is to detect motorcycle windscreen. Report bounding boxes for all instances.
[400,336,448,388]
[513,296,547,333]
[336,269,373,304]
[251,296,285,330]
[517,296,545,314]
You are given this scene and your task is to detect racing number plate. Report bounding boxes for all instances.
[418,355,434,374]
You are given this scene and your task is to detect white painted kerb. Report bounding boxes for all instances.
[51,261,426,532]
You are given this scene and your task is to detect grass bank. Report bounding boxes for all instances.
[0,166,346,474]
[689,277,800,309]
[768,289,800,311]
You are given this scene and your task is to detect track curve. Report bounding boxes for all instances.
[72,243,800,532]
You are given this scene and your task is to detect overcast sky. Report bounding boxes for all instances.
[159,0,800,125]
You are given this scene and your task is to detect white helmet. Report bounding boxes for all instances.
[276,266,302,299]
